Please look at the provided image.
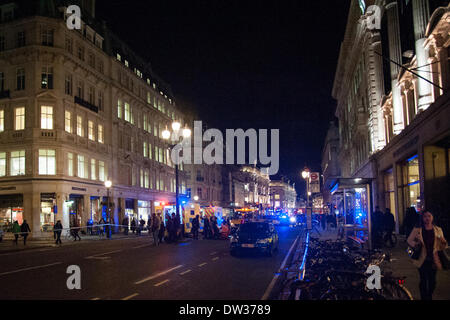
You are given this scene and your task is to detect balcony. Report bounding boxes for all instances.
[75,96,98,113]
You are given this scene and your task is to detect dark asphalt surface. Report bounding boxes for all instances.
[0,226,300,300]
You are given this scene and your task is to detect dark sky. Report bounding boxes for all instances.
[96,0,350,196]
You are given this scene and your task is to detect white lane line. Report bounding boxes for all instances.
[91,297,101,300]
[154,279,170,287]
[133,244,151,249]
[0,262,62,277]
[210,251,217,255]
[179,269,192,275]
[85,249,122,259]
[261,234,300,300]
[198,262,207,267]
[212,257,219,261]
[134,265,183,285]
[122,293,139,300]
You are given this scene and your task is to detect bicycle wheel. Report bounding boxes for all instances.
[380,280,413,300]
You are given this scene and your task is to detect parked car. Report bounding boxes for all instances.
[230,222,279,256]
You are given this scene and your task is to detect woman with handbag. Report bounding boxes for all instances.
[407,211,448,300]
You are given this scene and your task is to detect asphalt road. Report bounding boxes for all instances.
[0,225,300,300]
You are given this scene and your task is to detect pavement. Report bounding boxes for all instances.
[309,227,450,300]
[0,225,301,300]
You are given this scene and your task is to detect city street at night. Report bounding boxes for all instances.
[0,226,300,300]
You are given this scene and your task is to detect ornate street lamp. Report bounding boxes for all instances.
[162,121,192,228]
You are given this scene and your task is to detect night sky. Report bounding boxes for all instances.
[96,0,351,196]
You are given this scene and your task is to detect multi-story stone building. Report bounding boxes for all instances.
[332,0,450,235]
[0,0,188,237]
[240,166,270,210]
[269,180,297,212]
[321,121,340,209]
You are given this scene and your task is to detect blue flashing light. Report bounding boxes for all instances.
[330,183,339,194]
[408,180,420,187]
[407,154,418,163]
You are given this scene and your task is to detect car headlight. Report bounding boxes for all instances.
[290,217,296,223]
[257,238,272,244]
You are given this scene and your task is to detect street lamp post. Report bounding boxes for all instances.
[301,167,310,207]
[162,121,192,230]
[105,180,112,239]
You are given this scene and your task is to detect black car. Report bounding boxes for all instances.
[230,222,279,256]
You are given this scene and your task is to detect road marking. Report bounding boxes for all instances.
[198,262,207,267]
[91,297,101,300]
[122,293,139,300]
[85,249,122,259]
[133,244,151,249]
[154,279,170,287]
[210,251,217,255]
[0,262,62,277]
[212,257,219,261]
[261,234,300,300]
[135,265,183,285]
[180,269,192,275]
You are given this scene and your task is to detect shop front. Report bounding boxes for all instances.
[138,200,151,225]
[40,193,56,232]
[0,194,23,232]
[68,194,83,228]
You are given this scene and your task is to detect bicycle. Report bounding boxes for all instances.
[64,229,75,241]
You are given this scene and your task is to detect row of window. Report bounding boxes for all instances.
[0,28,53,52]
[64,110,104,143]
[67,153,106,182]
[65,36,104,74]
[0,66,54,92]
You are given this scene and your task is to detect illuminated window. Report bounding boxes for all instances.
[0,152,5,176]
[77,155,85,178]
[16,68,25,90]
[116,53,121,61]
[99,161,105,182]
[143,141,148,158]
[145,170,149,189]
[65,111,72,133]
[147,92,151,104]
[10,150,25,176]
[140,168,144,188]
[40,106,53,130]
[38,149,55,175]
[88,120,95,141]
[77,115,84,137]
[124,102,130,122]
[98,125,104,144]
[41,66,53,89]
[15,107,25,130]
[143,114,147,131]
[67,153,73,177]
[149,143,152,160]
[0,109,4,132]
[91,159,96,180]
[117,99,122,119]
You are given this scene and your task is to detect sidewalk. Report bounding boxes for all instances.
[0,231,154,254]
[310,227,450,300]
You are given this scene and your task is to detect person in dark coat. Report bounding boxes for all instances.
[174,213,181,241]
[130,218,136,234]
[383,208,396,247]
[371,206,384,249]
[158,216,165,244]
[98,217,105,236]
[20,220,31,245]
[203,217,211,239]
[403,207,419,237]
[211,216,220,239]
[122,216,129,235]
[54,220,63,245]
[192,215,200,240]
[71,220,81,241]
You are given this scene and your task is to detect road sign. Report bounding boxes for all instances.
[310,172,320,182]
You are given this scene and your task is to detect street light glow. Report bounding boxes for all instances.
[162,128,171,140]
[302,170,310,179]
[172,121,181,131]
[105,180,112,188]
[193,195,199,201]
[183,127,192,138]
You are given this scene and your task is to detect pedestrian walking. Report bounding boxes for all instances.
[403,207,419,237]
[371,206,384,249]
[151,214,160,246]
[211,216,219,240]
[192,215,200,240]
[12,221,20,245]
[138,217,145,236]
[174,212,181,241]
[122,216,129,235]
[407,210,448,300]
[71,220,81,241]
[203,217,210,239]
[98,217,105,236]
[54,220,63,245]
[158,217,165,244]
[20,220,31,245]
[130,218,136,234]
[383,208,396,247]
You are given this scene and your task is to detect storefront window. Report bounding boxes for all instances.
[90,197,102,223]
[398,155,421,216]
[138,200,151,224]
[40,193,55,232]
[68,195,83,228]
[384,168,396,217]
[0,195,24,231]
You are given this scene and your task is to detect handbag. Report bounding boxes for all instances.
[407,243,422,260]
[438,251,450,270]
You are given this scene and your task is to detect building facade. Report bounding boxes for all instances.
[321,121,341,210]
[0,0,188,237]
[332,0,450,235]
[269,180,297,212]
